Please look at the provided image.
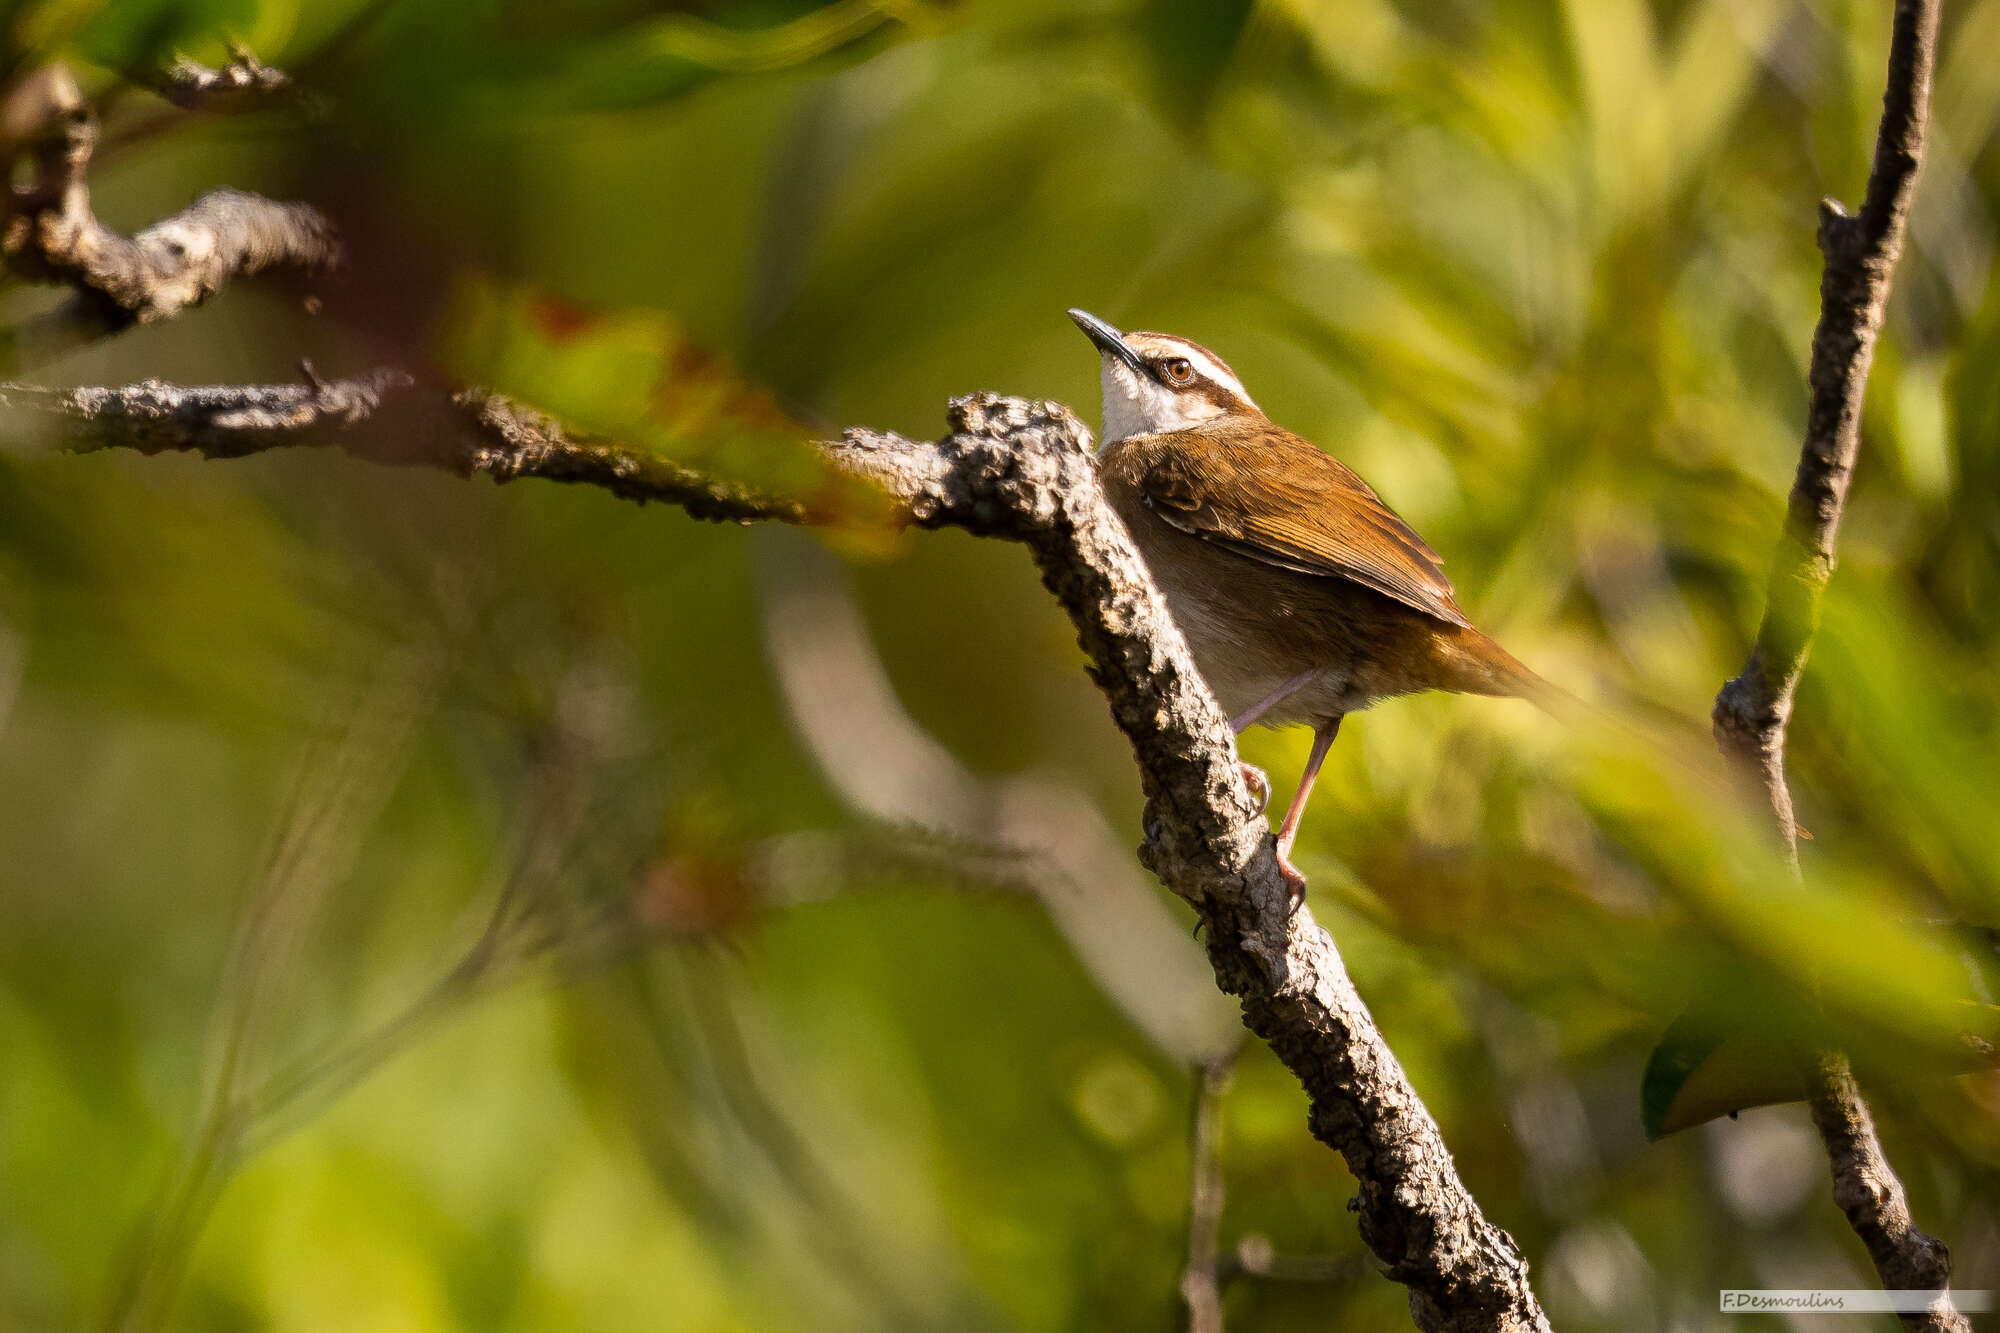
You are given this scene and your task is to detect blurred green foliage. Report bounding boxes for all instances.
[2,0,1998,1330]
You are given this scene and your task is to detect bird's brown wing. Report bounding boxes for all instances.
[1119,418,1470,628]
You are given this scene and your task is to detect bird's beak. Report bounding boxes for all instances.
[1067,308,1146,373]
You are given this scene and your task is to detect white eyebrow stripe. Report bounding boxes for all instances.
[1178,346,1255,407]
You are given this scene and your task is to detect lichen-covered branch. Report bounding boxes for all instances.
[0,64,338,367]
[11,382,1549,1332]
[1707,4,1963,1329]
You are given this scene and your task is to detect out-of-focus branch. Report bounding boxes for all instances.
[109,651,445,1333]
[0,372,818,524]
[0,63,338,367]
[1181,1055,1232,1333]
[1178,1051,1362,1333]
[1707,5,1964,1330]
[36,387,1550,1331]
[757,535,1238,1067]
[148,47,294,111]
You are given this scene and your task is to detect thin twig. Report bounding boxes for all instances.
[1708,4,1964,1329]
[106,652,442,1333]
[1217,1235,1366,1288]
[757,537,1238,1067]
[1182,1054,1235,1333]
[1711,0,1940,857]
[148,46,294,111]
[0,373,820,524]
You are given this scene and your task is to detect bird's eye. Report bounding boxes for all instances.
[1163,358,1194,384]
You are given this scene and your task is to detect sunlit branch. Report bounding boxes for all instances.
[0,372,816,523]
[1707,3,1963,1329]
[0,63,338,369]
[148,46,295,111]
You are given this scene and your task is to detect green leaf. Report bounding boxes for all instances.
[436,275,898,542]
[1640,1011,1802,1140]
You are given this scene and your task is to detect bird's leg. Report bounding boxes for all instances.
[1230,669,1321,732]
[1273,716,1342,915]
[1230,669,1320,820]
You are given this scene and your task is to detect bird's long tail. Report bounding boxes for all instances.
[1454,628,1585,719]
[1454,627,1725,796]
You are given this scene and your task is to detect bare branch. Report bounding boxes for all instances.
[0,372,817,524]
[22,384,1551,1330]
[1807,1059,1960,1305]
[0,64,338,367]
[1182,1055,1233,1333]
[1707,4,1964,1329]
[1711,0,1940,856]
[150,47,294,111]
[758,539,1238,1067]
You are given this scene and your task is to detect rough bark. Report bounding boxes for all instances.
[0,372,814,524]
[6,383,1551,1332]
[1710,0,1939,858]
[1807,1059,1961,1306]
[1,65,338,367]
[1707,4,1963,1329]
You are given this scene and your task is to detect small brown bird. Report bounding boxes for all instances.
[1069,309,1554,909]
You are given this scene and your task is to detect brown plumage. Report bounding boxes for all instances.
[1070,309,1552,909]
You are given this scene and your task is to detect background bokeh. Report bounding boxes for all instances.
[2,1,1998,1329]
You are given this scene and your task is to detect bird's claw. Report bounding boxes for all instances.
[1277,852,1307,918]
[1238,762,1270,817]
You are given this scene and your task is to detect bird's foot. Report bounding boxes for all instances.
[1276,851,1307,918]
[1238,762,1270,817]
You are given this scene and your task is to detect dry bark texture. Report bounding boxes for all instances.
[1707,3,1964,1329]
[1,65,337,367]
[1711,0,1938,856]
[0,373,813,524]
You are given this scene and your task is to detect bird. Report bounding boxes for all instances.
[1068,308,1556,911]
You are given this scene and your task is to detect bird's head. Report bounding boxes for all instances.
[1067,308,1261,444]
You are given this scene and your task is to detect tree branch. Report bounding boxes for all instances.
[1807,1059,1961,1304]
[1711,0,1938,856]
[148,47,294,111]
[1,64,338,367]
[1708,4,1963,1329]
[15,381,1551,1332]
[1181,1054,1233,1333]
[0,372,816,524]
